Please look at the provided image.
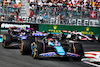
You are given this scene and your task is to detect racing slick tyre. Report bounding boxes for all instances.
[20,39,33,55]
[2,34,12,48]
[32,42,43,59]
[98,35,100,43]
[90,35,96,42]
[69,43,84,61]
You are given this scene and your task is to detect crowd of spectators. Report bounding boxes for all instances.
[27,0,100,23]
[0,0,100,24]
[0,0,22,22]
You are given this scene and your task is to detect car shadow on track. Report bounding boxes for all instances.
[36,57,82,62]
[3,46,20,49]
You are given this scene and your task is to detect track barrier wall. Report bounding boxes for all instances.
[0,22,39,31]
[0,22,100,36]
[39,24,100,36]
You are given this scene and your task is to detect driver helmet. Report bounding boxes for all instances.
[20,30,26,36]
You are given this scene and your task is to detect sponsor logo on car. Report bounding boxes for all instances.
[39,52,56,57]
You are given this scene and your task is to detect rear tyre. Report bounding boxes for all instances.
[20,39,33,55]
[2,34,12,48]
[32,42,43,59]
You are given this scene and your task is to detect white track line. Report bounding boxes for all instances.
[82,58,100,67]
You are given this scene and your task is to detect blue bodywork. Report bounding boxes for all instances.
[20,36,28,40]
[54,46,65,55]
[0,35,3,42]
[32,40,66,56]
[48,41,65,56]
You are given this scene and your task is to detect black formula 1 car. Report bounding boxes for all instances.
[20,33,84,61]
[2,26,35,48]
[62,30,96,41]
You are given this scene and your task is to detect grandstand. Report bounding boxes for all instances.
[0,0,100,27]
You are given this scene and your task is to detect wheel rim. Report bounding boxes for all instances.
[73,46,76,53]
[2,35,6,47]
[20,41,24,55]
[2,40,5,47]
[33,42,37,58]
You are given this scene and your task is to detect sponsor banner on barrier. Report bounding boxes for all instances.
[0,22,39,30]
[39,24,100,35]
[67,19,99,26]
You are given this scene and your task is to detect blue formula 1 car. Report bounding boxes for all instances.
[2,26,35,48]
[20,33,84,61]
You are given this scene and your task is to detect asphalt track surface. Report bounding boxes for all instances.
[0,31,100,67]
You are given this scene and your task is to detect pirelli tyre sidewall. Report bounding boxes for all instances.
[20,39,33,55]
[32,42,43,59]
[2,34,12,48]
[69,43,84,61]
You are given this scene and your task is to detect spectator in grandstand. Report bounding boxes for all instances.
[16,9,20,18]
[97,2,100,18]
[9,12,15,21]
[3,0,7,6]
[30,2,33,7]
[28,0,30,3]
[13,2,17,10]
[43,13,48,23]
[3,0,7,13]
[11,0,15,5]
[48,1,52,7]
[7,2,12,13]
[56,6,61,16]
[56,13,61,24]
[1,15,5,21]
[61,14,65,24]
[29,9,34,18]
[16,0,21,5]
[88,1,92,11]
[17,16,23,23]
[48,8,52,16]
[1,0,3,6]
[52,8,56,16]
[80,1,85,18]
[39,13,43,23]
[17,2,22,12]
[30,0,34,3]
[7,0,11,4]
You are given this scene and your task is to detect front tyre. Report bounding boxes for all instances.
[20,39,33,55]
[32,42,43,59]
[69,43,84,61]
[2,34,12,48]
[74,43,84,61]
